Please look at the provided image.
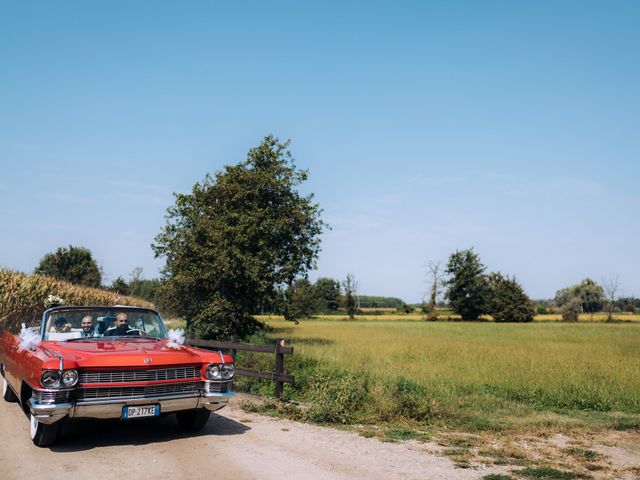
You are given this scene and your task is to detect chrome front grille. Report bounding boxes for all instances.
[32,390,70,404]
[207,381,232,393]
[79,366,200,384]
[73,381,202,401]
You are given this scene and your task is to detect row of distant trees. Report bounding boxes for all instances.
[33,244,635,326]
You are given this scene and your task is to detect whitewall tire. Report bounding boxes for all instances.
[2,376,18,403]
[29,414,61,447]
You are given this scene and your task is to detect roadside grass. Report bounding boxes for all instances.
[515,466,591,479]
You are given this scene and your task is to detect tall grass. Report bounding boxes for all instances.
[0,269,153,331]
[243,316,640,431]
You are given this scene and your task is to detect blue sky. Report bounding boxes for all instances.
[1,1,638,302]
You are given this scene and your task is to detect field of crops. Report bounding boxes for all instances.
[248,315,640,432]
[0,269,153,332]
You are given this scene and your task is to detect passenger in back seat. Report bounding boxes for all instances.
[50,317,72,333]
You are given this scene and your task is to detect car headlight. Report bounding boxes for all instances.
[61,369,78,387]
[205,364,221,380]
[221,364,234,380]
[41,370,60,388]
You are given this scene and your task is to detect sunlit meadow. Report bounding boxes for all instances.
[251,315,640,431]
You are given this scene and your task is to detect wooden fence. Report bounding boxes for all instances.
[187,337,294,399]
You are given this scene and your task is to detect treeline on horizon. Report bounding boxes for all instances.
[24,245,639,324]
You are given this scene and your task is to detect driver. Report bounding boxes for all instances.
[105,312,139,336]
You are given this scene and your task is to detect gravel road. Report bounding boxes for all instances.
[0,395,514,480]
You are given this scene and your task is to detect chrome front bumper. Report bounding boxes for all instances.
[29,391,234,425]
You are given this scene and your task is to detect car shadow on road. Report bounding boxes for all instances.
[50,412,250,452]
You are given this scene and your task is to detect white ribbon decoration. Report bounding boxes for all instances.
[166,328,185,349]
[18,323,41,352]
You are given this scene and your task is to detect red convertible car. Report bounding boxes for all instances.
[0,306,234,447]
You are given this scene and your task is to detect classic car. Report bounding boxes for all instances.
[0,306,234,447]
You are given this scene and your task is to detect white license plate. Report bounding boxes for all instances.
[122,404,160,419]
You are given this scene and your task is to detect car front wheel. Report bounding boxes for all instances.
[2,376,18,403]
[176,409,211,431]
[30,414,61,447]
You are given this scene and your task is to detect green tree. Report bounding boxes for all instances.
[314,277,341,311]
[109,276,130,296]
[486,272,535,322]
[153,135,325,339]
[444,248,488,321]
[554,278,605,313]
[282,278,321,323]
[34,245,101,288]
[561,298,582,322]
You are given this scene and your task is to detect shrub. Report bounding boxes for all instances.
[387,377,437,421]
[425,310,439,321]
[304,370,370,424]
[396,302,413,314]
[561,298,581,322]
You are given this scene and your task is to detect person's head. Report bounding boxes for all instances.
[81,315,94,332]
[53,317,67,332]
[116,312,128,328]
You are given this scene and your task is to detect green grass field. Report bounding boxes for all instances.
[243,315,640,433]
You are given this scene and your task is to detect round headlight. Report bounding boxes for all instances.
[206,364,221,380]
[41,370,60,388]
[221,364,234,380]
[61,370,78,387]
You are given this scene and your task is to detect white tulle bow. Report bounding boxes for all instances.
[166,328,185,349]
[18,323,41,352]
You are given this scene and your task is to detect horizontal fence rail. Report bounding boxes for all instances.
[186,337,294,399]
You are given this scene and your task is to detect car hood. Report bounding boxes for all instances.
[39,339,226,369]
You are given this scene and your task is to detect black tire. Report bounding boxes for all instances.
[30,414,61,447]
[2,375,18,403]
[176,409,211,431]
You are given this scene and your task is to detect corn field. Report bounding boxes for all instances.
[0,269,153,332]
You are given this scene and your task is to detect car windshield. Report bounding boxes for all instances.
[43,308,168,341]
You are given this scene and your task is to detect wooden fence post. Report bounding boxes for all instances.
[275,338,285,400]
[231,335,238,362]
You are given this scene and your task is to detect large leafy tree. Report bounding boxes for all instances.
[153,135,325,339]
[444,248,488,321]
[314,277,341,311]
[34,245,101,288]
[486,272,535,323]
[554,278,605,313]
[281,278,322,323]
